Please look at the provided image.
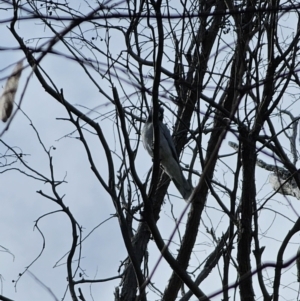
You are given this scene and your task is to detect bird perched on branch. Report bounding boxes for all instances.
[229,141,300,200]
[142,106,193,201]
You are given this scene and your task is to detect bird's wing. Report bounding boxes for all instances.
[159,122,179,163]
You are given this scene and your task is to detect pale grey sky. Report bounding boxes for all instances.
[0,1,300,301]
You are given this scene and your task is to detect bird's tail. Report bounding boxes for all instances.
[172,175,193,202]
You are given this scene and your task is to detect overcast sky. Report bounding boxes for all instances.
[0,1,300,301]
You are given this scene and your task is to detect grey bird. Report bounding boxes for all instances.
[141,106,193,201]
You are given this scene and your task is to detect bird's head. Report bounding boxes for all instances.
[147,106,164,123]
[158,106,164,121]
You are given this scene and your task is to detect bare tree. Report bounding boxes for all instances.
[1,0,300,301]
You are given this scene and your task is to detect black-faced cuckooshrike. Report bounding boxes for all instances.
[142,107,193,201]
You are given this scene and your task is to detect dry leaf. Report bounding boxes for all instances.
[0,61,23,122]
